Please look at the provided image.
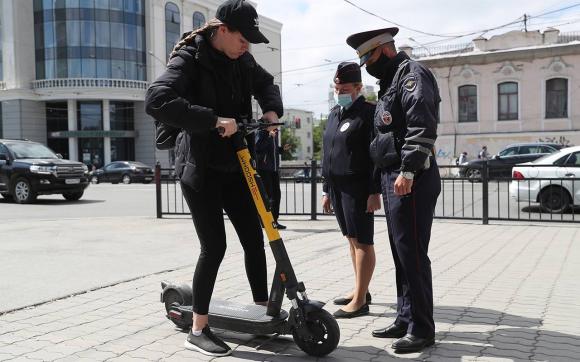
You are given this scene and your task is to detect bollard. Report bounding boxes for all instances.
[155,162,162,219]
[310,159,317,220]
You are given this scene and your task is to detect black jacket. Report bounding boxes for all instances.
[322,96,379,194]
[375,51,440,173]
[255,130,282,172]
[145,33,283,190]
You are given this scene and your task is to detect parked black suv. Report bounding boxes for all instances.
[459,142,565,179]
[0,139,90,203]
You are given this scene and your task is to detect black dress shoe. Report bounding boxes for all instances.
[333,292,371,305]
[392,334,435,353]
[274,222,287,230]
[372,323,408,338]
[333,304,369,319]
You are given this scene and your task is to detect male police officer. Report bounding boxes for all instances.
[346,27,441,353]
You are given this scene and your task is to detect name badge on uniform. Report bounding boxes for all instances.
[340,122,350,132]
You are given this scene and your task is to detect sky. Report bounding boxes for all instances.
[254,0,580,118]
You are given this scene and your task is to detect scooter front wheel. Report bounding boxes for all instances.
[292,309,340,357]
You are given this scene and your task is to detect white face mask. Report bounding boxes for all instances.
[334,92,355,109]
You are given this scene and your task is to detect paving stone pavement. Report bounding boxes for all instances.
[1,218,580,361]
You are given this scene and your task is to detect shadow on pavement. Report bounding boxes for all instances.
[197,305,580,360]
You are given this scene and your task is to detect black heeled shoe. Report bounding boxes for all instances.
[333,291,371,305]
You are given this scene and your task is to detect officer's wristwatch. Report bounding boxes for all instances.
[401,171,415,180]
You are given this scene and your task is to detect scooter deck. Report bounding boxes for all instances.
[174,300,290,335]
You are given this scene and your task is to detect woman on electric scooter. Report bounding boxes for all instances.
[145,0,283,357]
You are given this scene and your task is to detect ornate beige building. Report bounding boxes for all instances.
[409,28,580,164]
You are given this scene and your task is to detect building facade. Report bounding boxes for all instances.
[282,107,313,161]
[0,0,282,169]
[409,28,580,164]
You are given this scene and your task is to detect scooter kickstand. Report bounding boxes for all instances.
[254,333,281,351]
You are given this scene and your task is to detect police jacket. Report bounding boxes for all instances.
[322,96,380,194]
[145,33,283,190]
[374,51,440,174]
[255,130,282,172]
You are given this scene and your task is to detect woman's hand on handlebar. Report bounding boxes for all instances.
[262,111,280,132]
[216,117,237,137]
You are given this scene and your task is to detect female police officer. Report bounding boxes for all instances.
[145,0,282,356]
[322,62,381,319]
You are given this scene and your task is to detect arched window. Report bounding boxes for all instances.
[193,11,205,30]
[498,82,518,121]
[165,2,180,61]
[458,85,477,122]
[546,78,568,119]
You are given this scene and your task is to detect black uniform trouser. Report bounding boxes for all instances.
[381,158,441,339]
[257,169,281,222]
[180,169,268,315]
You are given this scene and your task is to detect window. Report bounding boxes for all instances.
[110,101,134,130]
[546,78,568,119]
[193,11,205,30]
[518,145,542,154]
[77,101,103,130]
[499,147,518,157]
[565,152,580,166]
[458,85,477,122]
[165,2,180,62]
[498,82,518,120]
[540,145,557,154]
[46,102,68,133]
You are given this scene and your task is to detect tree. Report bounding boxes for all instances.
[312,117,327,161]
[281,128,300,160]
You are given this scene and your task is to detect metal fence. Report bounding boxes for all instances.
[155,162,579,224]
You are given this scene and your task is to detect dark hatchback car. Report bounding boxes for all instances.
[0,139,89,203]
[459,142,565,179]
[91,161,154,184]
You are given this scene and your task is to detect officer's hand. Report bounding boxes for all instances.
[322,195,333,214]
[216,117,237,138]
[394,175,413,196]
[366,193,381,213]
[262,111,280,132]
[283,143,292,151]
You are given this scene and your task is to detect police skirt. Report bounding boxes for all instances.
[328,175,374,245]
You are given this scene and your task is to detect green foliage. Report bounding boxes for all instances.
[281,128,300,160]
[312,117,327,161]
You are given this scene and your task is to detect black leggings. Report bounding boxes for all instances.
[181,169,268,315]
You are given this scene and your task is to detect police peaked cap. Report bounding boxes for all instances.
[334,62,361,84]
[346,27,399,65]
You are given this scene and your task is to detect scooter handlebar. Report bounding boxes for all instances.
[217,118,285,135]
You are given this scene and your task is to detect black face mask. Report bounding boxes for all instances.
[365,52,391,79]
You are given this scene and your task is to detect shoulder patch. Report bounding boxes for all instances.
[403,74,417,92]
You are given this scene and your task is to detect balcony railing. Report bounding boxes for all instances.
[32,78,148,90]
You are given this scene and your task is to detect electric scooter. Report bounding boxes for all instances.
[160,119,340,357]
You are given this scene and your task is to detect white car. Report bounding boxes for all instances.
[510,145,580,213]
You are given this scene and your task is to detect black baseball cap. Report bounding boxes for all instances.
[216,0,270,44]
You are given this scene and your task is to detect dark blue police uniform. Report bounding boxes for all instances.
[376,51,441,339]
[322,96,379,245]
[347,27,441,350]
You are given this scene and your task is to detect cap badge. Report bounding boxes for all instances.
[254,17,259,28]
[382,111,392,125]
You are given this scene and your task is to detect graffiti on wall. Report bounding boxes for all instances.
[538,136,573,147]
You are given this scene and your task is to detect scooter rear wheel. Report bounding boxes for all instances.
[292,309,340,357]
[163,290,191,330]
